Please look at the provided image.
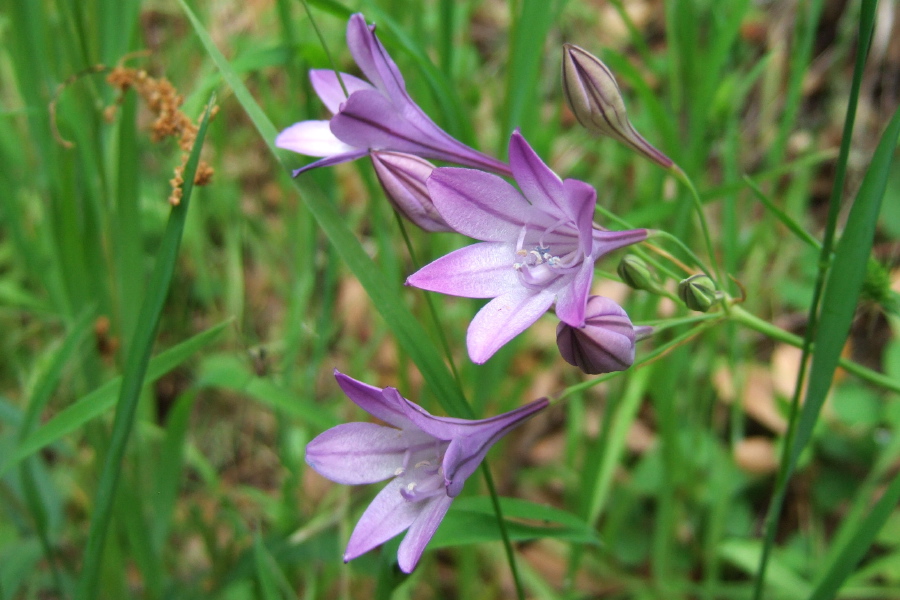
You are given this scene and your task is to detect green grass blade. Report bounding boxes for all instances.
[177,0,471,419]
[150,390,198,553]
[752,3,880,596]
[789,58,896,477]
[503,0,556,144]
[75,97,216,600]
[807,472,900,599]
[1,320,230,477]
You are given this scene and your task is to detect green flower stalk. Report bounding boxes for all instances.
[562,44,673,169]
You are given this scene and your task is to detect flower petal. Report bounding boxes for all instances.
[427,168,531,241]
[405,242,518,298]
[276,121,358,157]
[467,288,555,363]
[507,130,566,217]
[590,228,648,260]
[334,370,418,430]
[554,258,594,327]
[306,422,427,485]
[345,13,409,107]
[563,178,597,249]
[440,397,549,496]
[344,477,422,562]
[330,91,509,174]
[396,494,454,573]
[290,149,369,177]
[309,70,375,114]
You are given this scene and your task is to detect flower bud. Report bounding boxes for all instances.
[617,254,659,293]
[562,43,673,169]
[678,274,721,312]
[556,296,636,374]
[370,151,454,232]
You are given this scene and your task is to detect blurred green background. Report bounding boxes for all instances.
[1,0,899,598]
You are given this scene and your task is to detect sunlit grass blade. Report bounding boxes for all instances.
[75,96,216,600]
[1,320,230,477]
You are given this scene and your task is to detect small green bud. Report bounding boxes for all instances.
[678,274,721,312]
[617,254,659,292]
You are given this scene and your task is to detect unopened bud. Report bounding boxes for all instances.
[617,254,659,293]
[678,274,721,312]
[562,43,673,169]
[370,151,454,232]
[556,296,636,374]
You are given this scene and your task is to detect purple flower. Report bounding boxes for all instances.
[370,151,453,232]
[556,295,641,374]
[276,13,509,177]
[405,131,647,363]
[305,370,547,573]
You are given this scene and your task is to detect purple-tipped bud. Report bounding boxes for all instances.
[562,44,674,169]
[370,151,454,232]
[556,296,636,374]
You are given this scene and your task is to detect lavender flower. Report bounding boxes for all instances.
[562,44,674,169]
[305,370,547,573]
[406,130,647,363]
[370,151,453,232]
[556,295,640,374]
[276,13,509,177]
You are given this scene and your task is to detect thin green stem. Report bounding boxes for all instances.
[650,230,714,279]
[671,167,725,292]
[299,0,348,98]
[729,305,900,394]
[394,214,461,384]
[481,465,526,600]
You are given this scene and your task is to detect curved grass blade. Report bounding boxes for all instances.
[806,471,900,599]
[1,320,230,478]
[752,3,881,597]
[75,96,216,600]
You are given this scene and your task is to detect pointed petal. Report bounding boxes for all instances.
[427,168,530,241]
[563,178,598,249]
[467,288,555,363]
[554,258,594,327]
[405,242,518,298]
[309,70,375,114]
[396,494,454,573]
[290,149,369,177]
[508,130,566,216]
[331,91,510,174]
[591,228,648,260]
[334,370,418,430]
[344,477,422,562]
[306,423,428,485]
[440,397,549,496]
[276,121,358,157]
[346,13,408,106]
